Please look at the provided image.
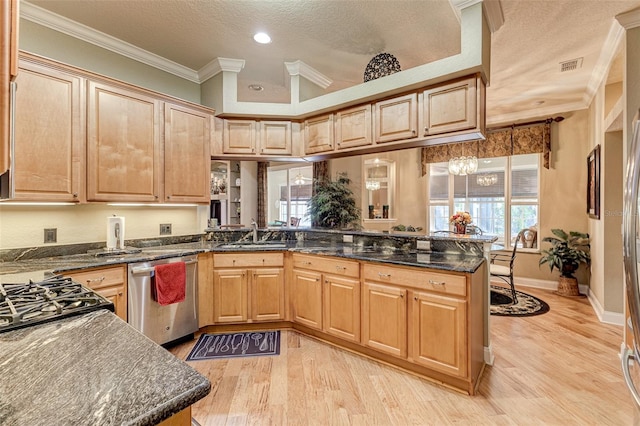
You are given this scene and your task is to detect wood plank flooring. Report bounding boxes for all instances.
[169,286,638,425]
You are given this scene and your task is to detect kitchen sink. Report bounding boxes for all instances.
[217,242,288,249]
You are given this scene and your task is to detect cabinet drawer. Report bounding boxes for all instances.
[363,264,466,297]
[214,252,284,268]
[292,254,359,278]
[65,265,126,290]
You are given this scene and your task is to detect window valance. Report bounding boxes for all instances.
[420,121,552,175]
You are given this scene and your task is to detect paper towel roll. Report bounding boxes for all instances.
[106,216,125,250]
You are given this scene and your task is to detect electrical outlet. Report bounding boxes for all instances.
[343,235,354,243]
[44,228,57,244]
[416,240,430,251]
[160,224,172,235]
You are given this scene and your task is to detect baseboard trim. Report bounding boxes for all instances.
[586,288,625,326]
[484,344,494,366]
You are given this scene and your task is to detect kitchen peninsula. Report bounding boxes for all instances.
[0,228,495,396]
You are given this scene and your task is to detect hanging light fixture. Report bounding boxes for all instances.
[476,173,498,186]
[293,172,305,185]
[448,156,478,175]
[365,180,381,191]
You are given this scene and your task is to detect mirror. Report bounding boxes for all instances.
[363,158,395,220]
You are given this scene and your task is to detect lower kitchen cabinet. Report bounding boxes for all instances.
[410,290,467,377]
[291,269,323,330]
[212,253,285,324]
[323,274,360,342]
[64,265,127,321]
[361,281,407,358]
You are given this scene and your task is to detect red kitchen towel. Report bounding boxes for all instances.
[153,261,186,305]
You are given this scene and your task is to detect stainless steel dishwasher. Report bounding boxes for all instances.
[128,255,198,345]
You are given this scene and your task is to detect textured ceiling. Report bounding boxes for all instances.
[25,0,640,124]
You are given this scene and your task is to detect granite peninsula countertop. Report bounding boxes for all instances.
[0,239,486,280]
[0,309,211,426]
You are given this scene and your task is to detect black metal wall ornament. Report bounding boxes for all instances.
[363,52,401,82]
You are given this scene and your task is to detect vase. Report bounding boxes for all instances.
[454,223,466,234]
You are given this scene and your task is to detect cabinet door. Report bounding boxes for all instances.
[197,252,214,328]
[304,113,334,154]
[423,77,477,137]
[13,61,83,201]
[335,104,372,149]
[223,119,257,154]
[251,268,285,321]
[259,121,292,155]
[95,284,127,321]
[213,269,248,323]
[373,93,418,143]
[291,269,323,330]
[362,281,407,358]
[64,265,127,321]
[323,274,360,342]
[164,102,211,203]
[87,81,161,202]
[411,291,467,377]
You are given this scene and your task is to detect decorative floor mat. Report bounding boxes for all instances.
[186,331,280,361]
[490,285,550,317]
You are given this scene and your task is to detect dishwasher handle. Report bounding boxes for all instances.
[130,259,197,276]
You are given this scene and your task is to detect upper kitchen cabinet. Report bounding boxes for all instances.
[86,81,162,202]
[1,0,19,175]
[304,113,334,155]
[12,58,83,202]
[422,76,479,137]
[223,119,257,154]
[163,102,212,203]
[259,120,292,155]
[335,104,372,150]
[373,93,418,143]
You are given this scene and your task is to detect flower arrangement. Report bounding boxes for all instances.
[449,211,472,225]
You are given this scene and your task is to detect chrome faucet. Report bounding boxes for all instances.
[250,218,258,243]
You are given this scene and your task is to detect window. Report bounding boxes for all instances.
[427,154,539,248]
[266,164,313,227]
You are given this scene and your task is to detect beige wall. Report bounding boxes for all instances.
[19,20,201,103]
[0,205,207,249]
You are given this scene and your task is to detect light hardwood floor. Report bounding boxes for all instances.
[169,286,637,425]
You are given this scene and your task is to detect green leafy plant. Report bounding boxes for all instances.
[307,173,361,229]
[539,229,590,278]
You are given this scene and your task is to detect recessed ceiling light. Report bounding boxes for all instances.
[253,32,271,44]
[248,84,264,91]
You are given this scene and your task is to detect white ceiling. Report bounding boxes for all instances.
[22,0,640,125]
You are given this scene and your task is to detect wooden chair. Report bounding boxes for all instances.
[490,229,527,304]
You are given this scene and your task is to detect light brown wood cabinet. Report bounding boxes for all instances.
[422,76,477,137]
[291,253,360,341]
[222,119,292,156]
[373,93,418,143]
[87,80,161,202]
[12,59,83,201]
[197,252,214,328]
[163,102,211,203]
[335,104,372,150]
[259,120,292,155]
[64,265,127,321]
[1,0,19,175]
[304,113,334,154]
[222,119,257,154]
[361,281,407,358]
[212,253,285,324]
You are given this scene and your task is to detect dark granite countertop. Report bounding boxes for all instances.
[0,238,486,281]
[0,309,210,426]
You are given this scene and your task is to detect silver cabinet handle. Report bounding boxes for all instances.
[335,265,346,271]
[378,272,391,278]
[622,348,640,409]
[429,279,445,286]
[86,276,105,284]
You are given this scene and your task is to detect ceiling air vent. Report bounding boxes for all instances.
[560,57,583,72]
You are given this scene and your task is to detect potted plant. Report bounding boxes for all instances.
[307,172,361,229]
[539,228,590,296]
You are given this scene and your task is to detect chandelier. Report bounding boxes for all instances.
[448,156,478,175]
[476,173,498,186]
[365,180,381,191]
[293,173,305,185]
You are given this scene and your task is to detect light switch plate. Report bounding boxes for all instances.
[44,228,57,244]
[417,240,430,251]
[343,235,354,243]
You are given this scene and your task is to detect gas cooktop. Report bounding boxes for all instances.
[0,275,115,333]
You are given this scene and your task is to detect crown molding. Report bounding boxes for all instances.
[616,6,640,29]
[198,57,245,81]
[449,0,502,33]
[583,21,625,108]
[20,1,200,82]
[284,60,332,89]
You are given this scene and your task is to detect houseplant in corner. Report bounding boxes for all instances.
[307,172,361,229]
[539,228,591,296]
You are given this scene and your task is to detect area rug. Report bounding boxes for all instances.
[186,331,280,361]
[490,285,550,317]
